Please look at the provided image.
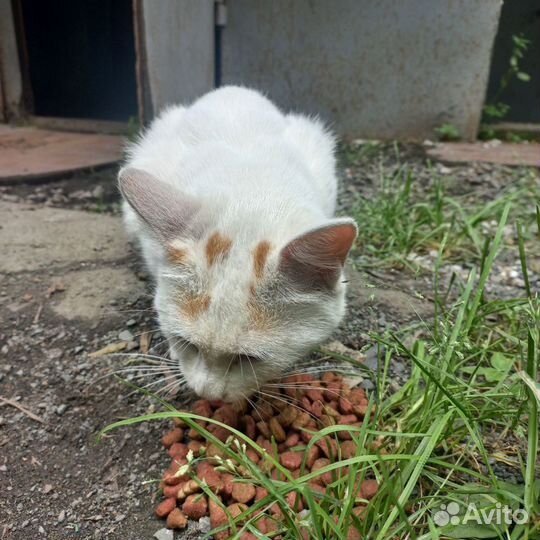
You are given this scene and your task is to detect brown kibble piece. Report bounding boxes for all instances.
[285,432,300,448]
[278,405,298,427]
[220,473,235,497]
[246,448,260,463]
[231,398,248,415]
[349,388,366,404]
[232,482,256,504]
[193,399,213,417]
[155,497,177,518]
[242,415,257,440]
[339,396,354,415]
[255,486,269,502]
[209,498,228,529]
[206,442,226,462]
[163,458,188,485]
[340,414,359,425]
[360,479,378,500]
[253,400,274,420]
[292,411,310,429]
[187,440,204,455]
[311,400,324,418]
[287,490,303,511]
[311,457,332,485]
[196,462,222,492]
[228,502,248,519]
[256,421,271,439]
[213,404,238,428]
[323,403,341,418]
[321,371,336,383]
[173,416,188,428]
[306,388,324,402]
[306,445,320,469]
[211,425,232,443]
[325,380,342,400]
[280,451,303,470]
[182,494,208,519]
[320,414,335,428]
[177,479,200,500]
[353,403,369,417]
[161,428,184,448]
[187,428,203,440]
[269,416,286,442]
[341,440,358,459]
[166,508,188,529]
[316,436,338,458]
[168,442,188,459]
[162,483,181,498]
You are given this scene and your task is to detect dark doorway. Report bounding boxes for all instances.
[485,0,540,123]
[18,0,138,122]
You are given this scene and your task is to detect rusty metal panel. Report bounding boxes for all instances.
[221,0,502,140]
[141,0,214,115]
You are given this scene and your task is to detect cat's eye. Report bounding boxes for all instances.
[179,338,199,354]
[237,354,261,365]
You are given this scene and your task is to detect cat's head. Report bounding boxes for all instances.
[119,168,357,402]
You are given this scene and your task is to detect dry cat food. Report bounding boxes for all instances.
[155,372,378,539]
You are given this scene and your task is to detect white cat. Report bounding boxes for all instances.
[119,86,357,402]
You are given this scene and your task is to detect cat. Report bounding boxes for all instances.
[119,86,357,402]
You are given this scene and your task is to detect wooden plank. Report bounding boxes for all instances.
[0,0,24,120]
[426,142,540,168]
[0,126,125,184]
[31,116,129,135]
[133,0,153,124]
[141,0,214,114]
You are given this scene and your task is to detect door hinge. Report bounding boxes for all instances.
[215,0,227,27]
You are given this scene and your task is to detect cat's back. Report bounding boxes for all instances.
[126,86,336,215]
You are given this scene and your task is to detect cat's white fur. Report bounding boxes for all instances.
[120,86,357,401]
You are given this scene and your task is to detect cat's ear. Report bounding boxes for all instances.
[278,218,357,289]
[118,167,201,241]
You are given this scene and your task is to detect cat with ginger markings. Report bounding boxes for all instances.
[119,86,357,402]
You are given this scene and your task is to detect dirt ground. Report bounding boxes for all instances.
[0,145,537,540]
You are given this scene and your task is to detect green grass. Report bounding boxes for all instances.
[348,162,538,271]
[100,161,539,538]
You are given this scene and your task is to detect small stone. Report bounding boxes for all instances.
[55,404,67,416]
[57,510,65,523]
[153,528,174,540]
[43,484,53,494]
[361,380,375,390]
[198,516,211,533]
[126,318,137,326]
[92,185,105,198]
[118,330,134,341]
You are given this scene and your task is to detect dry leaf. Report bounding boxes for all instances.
[89,341,127,358]
[139,331,152,354]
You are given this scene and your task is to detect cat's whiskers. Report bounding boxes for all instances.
[241,391,263,423]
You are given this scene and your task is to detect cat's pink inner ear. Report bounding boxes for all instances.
[118,167,200,241]
[279,219,358,288]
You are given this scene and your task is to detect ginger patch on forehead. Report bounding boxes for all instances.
[253,240,272,280]
[182,294,211,319]
[167,246,188,265]
[206,232,233,266]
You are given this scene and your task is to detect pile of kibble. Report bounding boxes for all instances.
[155,372,378,539]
